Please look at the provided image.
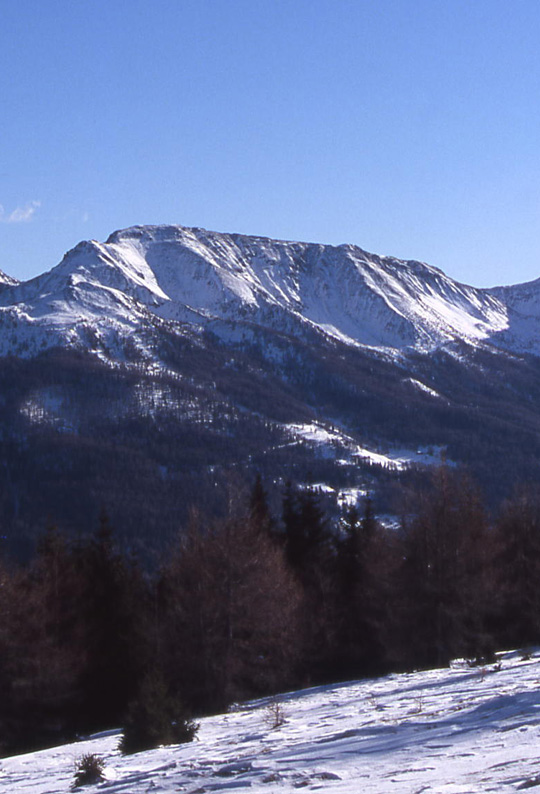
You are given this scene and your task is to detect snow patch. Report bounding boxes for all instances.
[282,423,446,471]
[405,377,444,399]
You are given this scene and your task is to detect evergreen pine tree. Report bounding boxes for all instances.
[335,498,392,676]
[394,467,494,668]
[249,474,275,539]
[120,672,198,754]
[494,486,540,648]
[75,512,148,731]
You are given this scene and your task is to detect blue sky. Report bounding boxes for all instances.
[2,0,540,286]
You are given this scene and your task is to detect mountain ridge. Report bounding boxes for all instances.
[0,223,535,362]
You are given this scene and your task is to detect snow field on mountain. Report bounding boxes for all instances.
[3,649,540,793]
[283,422,444,471]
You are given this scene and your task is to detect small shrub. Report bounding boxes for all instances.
[73,754,105,787]
[120,673,199,755]
[410,695,423,714]
[263,697,286,729]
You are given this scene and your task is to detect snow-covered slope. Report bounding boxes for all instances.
[0,224,532,360]
[488,278,540,353]
[4,649,540,793]
[0,270,18,288]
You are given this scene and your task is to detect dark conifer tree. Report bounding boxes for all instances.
[74,512,148,731]
[494,486,540,649]
[282,484,334,578]
[335,498,394,676]
[394,467,494,668]
[337,499,376,594]
[282,483,337,680]
[120,671,198,754]
[282,480,302,564]
[249,474,275,539]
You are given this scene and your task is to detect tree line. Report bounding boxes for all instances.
[1,466,539,756]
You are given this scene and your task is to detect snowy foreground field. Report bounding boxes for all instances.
[4,650,540,793]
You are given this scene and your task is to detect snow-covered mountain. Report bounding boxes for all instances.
[1,223,539,360]
[3,649,540,793]
[2,223,540,546]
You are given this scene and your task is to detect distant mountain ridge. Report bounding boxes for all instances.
[1,223,540,361]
